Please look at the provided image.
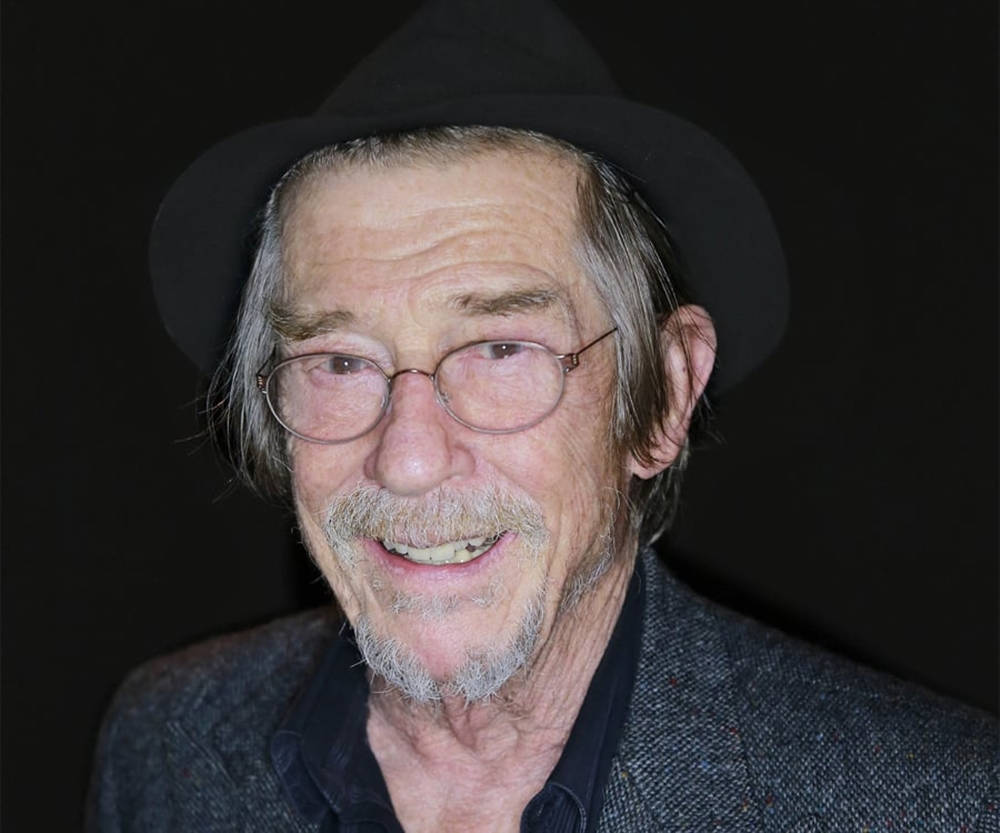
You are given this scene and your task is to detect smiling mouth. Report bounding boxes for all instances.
[381,533,502,565]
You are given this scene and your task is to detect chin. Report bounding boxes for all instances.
[354,591,546,704]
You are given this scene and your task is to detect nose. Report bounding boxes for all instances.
[364,369,474,496]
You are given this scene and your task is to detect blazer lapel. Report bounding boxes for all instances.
[599,552,763,832]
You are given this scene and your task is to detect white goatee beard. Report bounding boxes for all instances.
[321,484,549,702]
[354,591,545,704]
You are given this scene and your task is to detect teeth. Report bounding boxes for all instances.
[382,534,500,565]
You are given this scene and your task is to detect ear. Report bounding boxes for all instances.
[628,305,717,479]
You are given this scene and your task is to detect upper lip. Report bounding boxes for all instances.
[380,533,501,548]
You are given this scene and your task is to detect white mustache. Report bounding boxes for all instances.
[324,484,547,550]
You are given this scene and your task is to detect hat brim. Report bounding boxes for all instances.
[150,93,787,392]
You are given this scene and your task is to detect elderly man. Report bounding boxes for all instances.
[89,2,996,831]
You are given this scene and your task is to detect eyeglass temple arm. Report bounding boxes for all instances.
[557,327,618,373]
[256,349,281,392]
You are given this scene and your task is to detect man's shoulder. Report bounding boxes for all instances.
[109,607,340,731]
[715,598,999,829]
[88,608,339,832]
[643,551,996,735]
[694,575,997,750]
[622,552,999,831]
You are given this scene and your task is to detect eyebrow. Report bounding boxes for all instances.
[268,303,355,342]
[447,287,564,317]
[269,287,568,342]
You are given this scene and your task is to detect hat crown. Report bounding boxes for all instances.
[320,0,620,116]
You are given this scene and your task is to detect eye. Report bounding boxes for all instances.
[321,354,369,374]
[481,342,526,360]
[302,353,372,376]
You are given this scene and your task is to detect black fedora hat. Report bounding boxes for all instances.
[150,0,787,392]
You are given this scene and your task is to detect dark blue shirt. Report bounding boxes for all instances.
[271,562,644,833]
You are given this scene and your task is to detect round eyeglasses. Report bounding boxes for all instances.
[257,328,617,444]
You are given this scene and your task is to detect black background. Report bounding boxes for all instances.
[2,2,996,830]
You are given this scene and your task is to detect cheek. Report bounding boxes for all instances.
[485,404,623,536]
[289,440,368,516]
[289,443,372,616]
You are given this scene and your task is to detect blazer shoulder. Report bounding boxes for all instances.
[711,595,996,737]
[608,554,997,833]
[708,586,997,827]
[110,607,340,730]
[642,555,996,746]
[87,609,337,832]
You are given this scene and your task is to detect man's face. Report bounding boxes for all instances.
[282,148,632,697]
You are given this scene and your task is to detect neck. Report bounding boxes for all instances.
[365,546,636,831]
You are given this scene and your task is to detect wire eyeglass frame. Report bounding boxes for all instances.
[256,327,618,444]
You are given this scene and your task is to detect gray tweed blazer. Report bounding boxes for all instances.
[88,551,999,832]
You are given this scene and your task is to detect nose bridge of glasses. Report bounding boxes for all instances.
[387,366,452,408]
[388,366,435,385]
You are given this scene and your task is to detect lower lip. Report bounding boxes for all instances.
[362,533,512,583]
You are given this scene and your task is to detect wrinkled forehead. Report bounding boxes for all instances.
[282,143,584,240]
[276,145,603,321]
[279,135,587,219]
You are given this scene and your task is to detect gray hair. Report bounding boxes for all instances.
[207,126,709,547]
